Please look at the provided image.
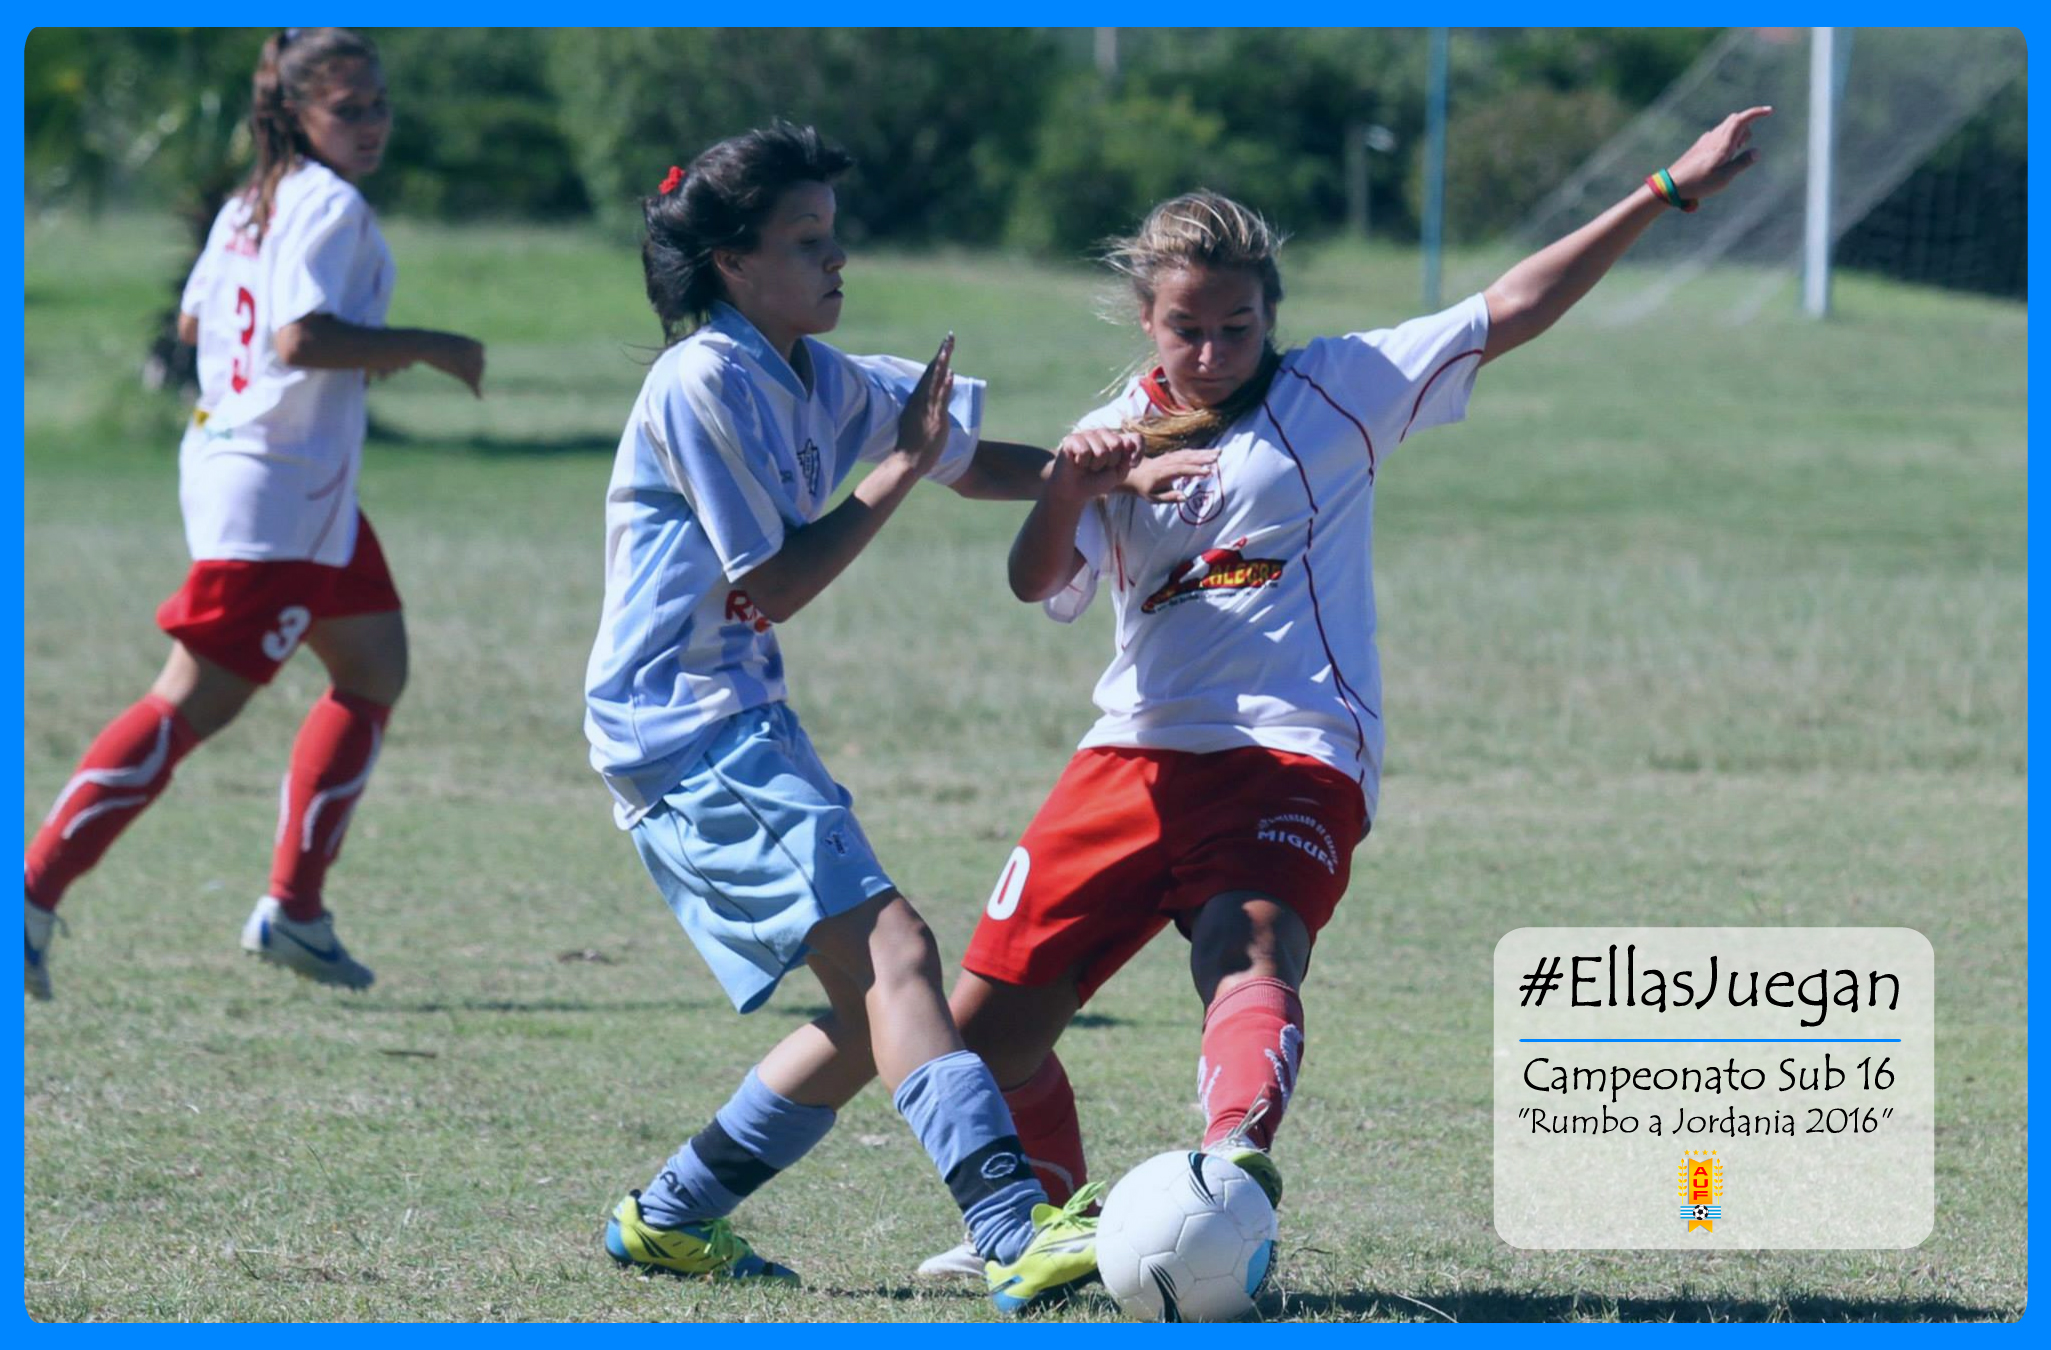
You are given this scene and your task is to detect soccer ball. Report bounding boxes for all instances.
[1096,1150,1277,1322]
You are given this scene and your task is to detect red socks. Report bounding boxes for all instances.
[989,982,1304,1197]
[267,689,390,921]
[1002,1054,1088,1205]
[1198,977,1305,1150]
[26,695,200,910]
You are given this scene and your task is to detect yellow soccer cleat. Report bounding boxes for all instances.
[985,1181,1106,1313]
[1211,1142,1284,1210]
[604,1191,798,1282]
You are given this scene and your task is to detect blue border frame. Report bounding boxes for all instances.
[10,11,2039,1336]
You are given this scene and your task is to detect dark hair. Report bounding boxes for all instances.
[642,122,855,343]
[245,27,381,241]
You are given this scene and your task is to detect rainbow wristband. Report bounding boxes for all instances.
[1646,167,1699,213]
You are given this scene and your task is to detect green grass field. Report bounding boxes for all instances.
[22,214,2026,1322]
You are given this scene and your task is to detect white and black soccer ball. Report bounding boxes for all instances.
[1097,1150,1278,1322]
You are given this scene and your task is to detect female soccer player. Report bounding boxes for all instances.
[583,123,1204,1308]
[918,107,1772,1275]
[24,29,486,999]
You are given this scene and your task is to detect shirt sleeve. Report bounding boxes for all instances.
[268,186,377,329]
[1039,389,1138,623]
[837,353,986,486]
[1294,292,1490,454]
[649,354,789,581]
[179,208,232,317]
[1042,499,1109,625]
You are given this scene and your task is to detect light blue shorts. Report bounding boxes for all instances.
[631,702,896,1013]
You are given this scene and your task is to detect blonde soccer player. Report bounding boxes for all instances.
[582,123,1203,1307]
[917,108,1772,1277]
[24,28,486,997]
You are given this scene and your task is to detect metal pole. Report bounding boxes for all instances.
[1803,27,1837,318]
[1423,28,1449,310]
[1346,122,1369,236]
[1095,28,1119,80]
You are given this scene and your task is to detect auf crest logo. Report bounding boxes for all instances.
[1677,1151,1724,1233]
[797,439,822,499]
[1140,541,1285,614]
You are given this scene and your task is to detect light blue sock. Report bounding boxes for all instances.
[892,1049,1047,1264]
[641,1067,837,1228]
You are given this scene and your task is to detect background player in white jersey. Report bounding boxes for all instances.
[24,29,486,999]
[917,107,1773,1276]
[583,123,1204,1308]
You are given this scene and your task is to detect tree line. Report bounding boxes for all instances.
[25,28,2023,295]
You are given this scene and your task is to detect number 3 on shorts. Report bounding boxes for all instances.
[986,846,1030,920]
[261,605,312,663]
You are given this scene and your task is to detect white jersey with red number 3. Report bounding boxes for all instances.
[176,160,394,565]
[1045,295,1491,820]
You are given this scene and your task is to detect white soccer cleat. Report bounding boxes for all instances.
[914,1235,986,1281]
[25,897,62,1001]
[240,896,375,990]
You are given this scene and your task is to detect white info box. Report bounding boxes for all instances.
[1493,927,1933,1249]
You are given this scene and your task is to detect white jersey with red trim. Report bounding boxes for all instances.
[1045,294,1490,819]
[175,161,394,564]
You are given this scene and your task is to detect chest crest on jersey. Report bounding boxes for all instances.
[796,438,822,501]
[1139,538,1286,614]
[1176,467,1223,524]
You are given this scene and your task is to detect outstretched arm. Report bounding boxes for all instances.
[949,439,1054,501]
[275,313,488,397]
[744,335,955,623]
[952,438,1220,503]
[1482,106,1772,365]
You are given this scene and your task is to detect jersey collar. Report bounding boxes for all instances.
[1139,367,1187,413]
[708,301,814,401]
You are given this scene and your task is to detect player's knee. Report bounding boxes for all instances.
[867,901,943,992]
[337,647,407,706]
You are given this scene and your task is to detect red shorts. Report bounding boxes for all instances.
[155,513,402,685]
[963,746,1369,1003]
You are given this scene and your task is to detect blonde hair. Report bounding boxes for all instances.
[1102,191,1287,455]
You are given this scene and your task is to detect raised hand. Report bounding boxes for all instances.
[1048,428,1143,503]
[1122,447,1220,504]
[1668,106,1774,203]
[894,333,957,477]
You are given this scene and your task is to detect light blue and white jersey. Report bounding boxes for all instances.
[585,302,984,825]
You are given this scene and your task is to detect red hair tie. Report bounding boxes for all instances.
[659,165,685,196]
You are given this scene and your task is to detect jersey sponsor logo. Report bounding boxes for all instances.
[1254,811,1340,875]
[724,588,773,634]
[1140,543,1285,614]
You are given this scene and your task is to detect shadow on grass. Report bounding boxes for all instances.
[1264,1288,2016,1324]
[368,414,614,457]
[811,1283,986,1304]
[342,997,727,1016]
[782,1004,1135,1030]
